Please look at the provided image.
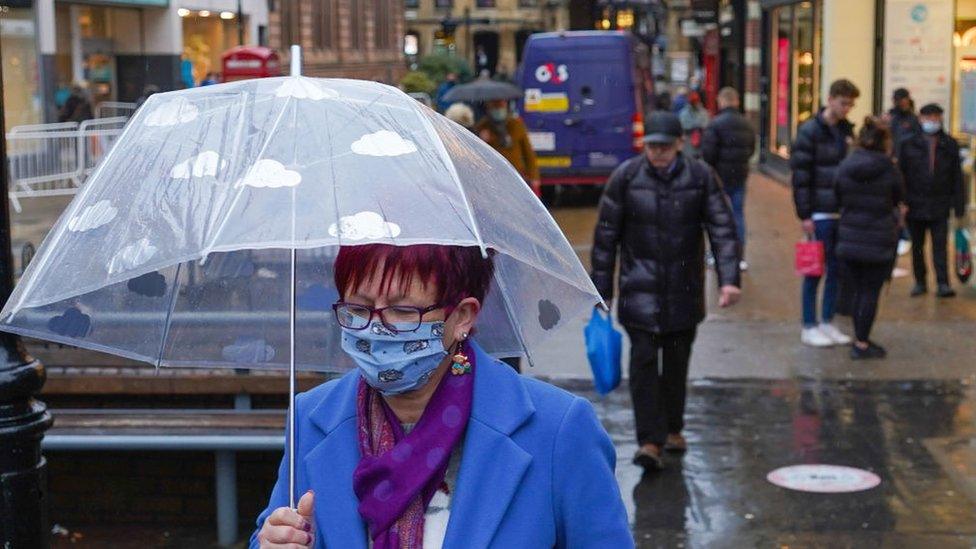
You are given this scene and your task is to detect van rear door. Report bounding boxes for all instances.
[520,33,638,180]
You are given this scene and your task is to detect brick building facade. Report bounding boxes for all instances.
[270,0,407,83]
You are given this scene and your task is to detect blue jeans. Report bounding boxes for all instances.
[726,184,746,249]
[802,219,839,327]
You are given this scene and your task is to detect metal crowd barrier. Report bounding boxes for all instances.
[94,101,137,119]
[5,117,128,213]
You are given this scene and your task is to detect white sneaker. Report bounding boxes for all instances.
[897,239,912,256]
[801,327,834,347]
[818,323,852,345]
[739,260,749,272]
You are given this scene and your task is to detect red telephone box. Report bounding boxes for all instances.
[221,46,282,82]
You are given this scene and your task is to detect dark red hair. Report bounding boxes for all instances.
[334,244,496,307]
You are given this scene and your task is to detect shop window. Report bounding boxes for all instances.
[768,1,821,158]
[952,2,976,135]
[349,1,364,49]
[405,0,420,7]
[435,0,453,8]
[374,0,394,50]
[279,0,300,48]
[477,0,496,7]
[312,0,337,50]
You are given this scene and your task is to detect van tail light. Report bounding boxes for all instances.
[632,112,644,152]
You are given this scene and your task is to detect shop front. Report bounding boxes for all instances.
[760,0,821,169]
[49,0,182,107]
[882,0,976,138]
[760,0,976,173]
[1,0,43,130]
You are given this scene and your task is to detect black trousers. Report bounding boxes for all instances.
[908,218,949,286]
[625,327,697,447]
[842,259,889,343]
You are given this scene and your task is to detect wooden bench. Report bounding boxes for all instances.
[29,342,334,545]
[42,407,286,546]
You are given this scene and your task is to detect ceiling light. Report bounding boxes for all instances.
[220,11,235,19]
[199,10,210,17]
[177,8,190,16]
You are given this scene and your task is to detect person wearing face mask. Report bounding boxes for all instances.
[253,244,632,549]
[474,99,541,197]
[897,103,968,298]
[591,111,741,471]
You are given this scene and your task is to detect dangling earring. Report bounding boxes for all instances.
[450,333,471,376]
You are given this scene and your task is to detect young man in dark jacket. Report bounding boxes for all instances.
[701,87,756,270]
[897,103,967,298]
[790,79,858,348]
[591,111,741,471]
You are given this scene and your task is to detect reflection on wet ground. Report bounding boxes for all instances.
[561,378,976,548]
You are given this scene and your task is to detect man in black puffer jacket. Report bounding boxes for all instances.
[897,103,967,298]
[701,87,756,268]
[790,79,858,349]
[591,111,741,471]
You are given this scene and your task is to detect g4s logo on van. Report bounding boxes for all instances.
[535,63,569,84]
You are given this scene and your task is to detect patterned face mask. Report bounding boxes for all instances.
[340,320,448,396]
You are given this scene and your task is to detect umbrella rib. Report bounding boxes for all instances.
[200,92,292,260]
[153,261,184,370]
[413,108,488,258]
[491,268,534,367]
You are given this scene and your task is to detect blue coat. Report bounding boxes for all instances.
[250,342,633,548]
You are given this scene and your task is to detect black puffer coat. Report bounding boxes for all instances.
[834,149,905,264]
[789,111,854,219]
[591,153,740,334]
[700,107,756,189]
[896,131,966,221]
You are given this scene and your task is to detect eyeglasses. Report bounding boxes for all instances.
[332,301,444,333]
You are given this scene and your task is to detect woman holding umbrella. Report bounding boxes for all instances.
[253,243,631,548]
[0,56,624,548]
[442,77,541,197]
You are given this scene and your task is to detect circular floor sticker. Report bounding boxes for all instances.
[767,465,881,493]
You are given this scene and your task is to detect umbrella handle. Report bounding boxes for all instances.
[288,247,297,509]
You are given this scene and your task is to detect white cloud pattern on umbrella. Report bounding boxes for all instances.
[328,211,402,240]
[143,99,199,126]
[275,78,340,101]
[67,200,117,232]
[235,159,302,188]
[107,238,158,275]
[351,130,418,157]
[170,150,228,179]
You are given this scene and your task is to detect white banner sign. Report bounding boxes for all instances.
[883,0,954,118]
[961,71,976,135]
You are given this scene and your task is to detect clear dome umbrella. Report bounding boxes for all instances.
[0,47,602,507]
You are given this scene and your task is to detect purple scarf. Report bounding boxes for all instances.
[353,343,475,548]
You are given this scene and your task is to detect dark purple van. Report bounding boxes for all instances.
[517,31,652,188]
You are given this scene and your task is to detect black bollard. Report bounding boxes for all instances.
[0,36,53,548]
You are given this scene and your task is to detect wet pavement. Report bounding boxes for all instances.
[573,377,976,548]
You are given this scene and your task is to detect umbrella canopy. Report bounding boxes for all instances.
[441,78,521,104]
[0,76,600,372]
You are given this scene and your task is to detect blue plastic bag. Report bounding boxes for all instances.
[584,307,622,395]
